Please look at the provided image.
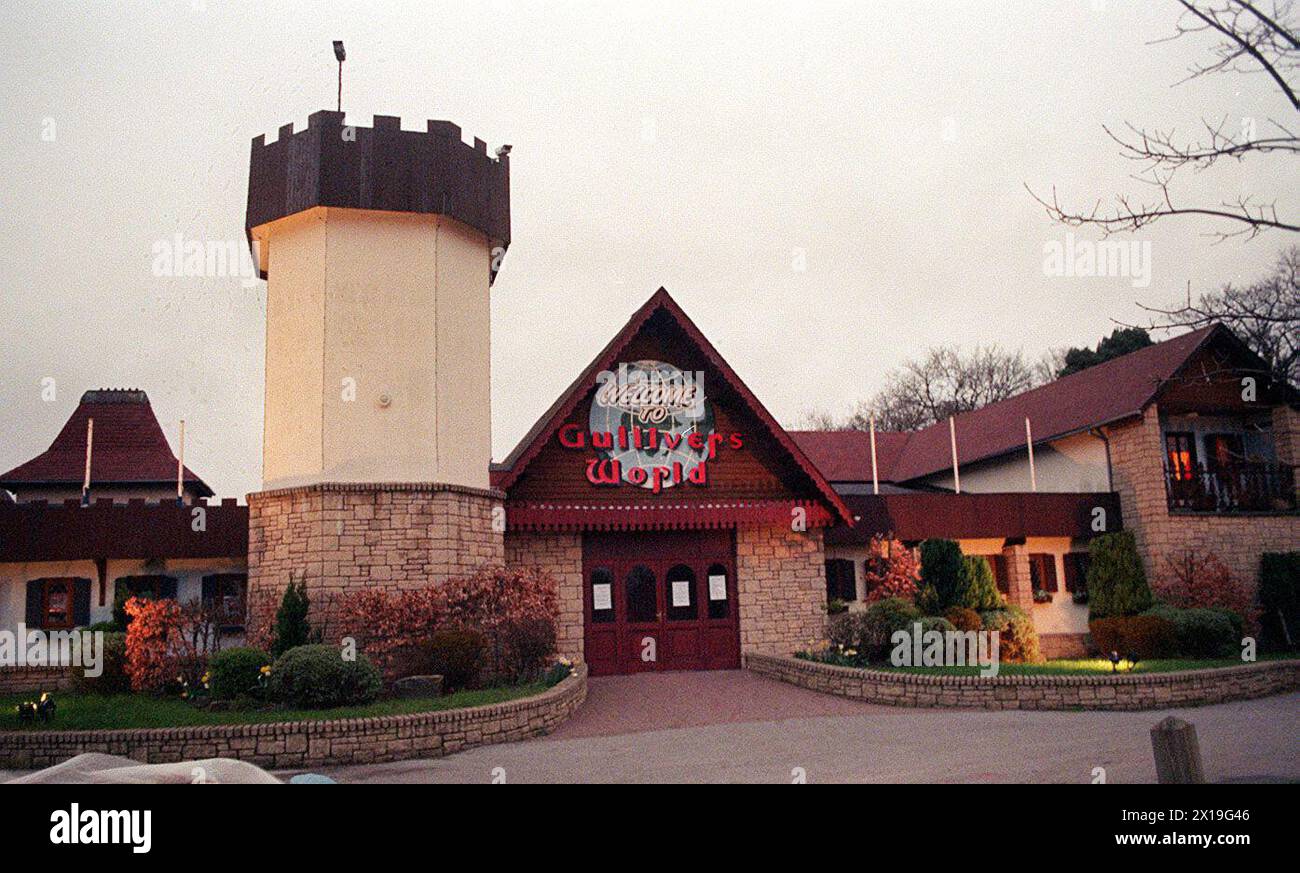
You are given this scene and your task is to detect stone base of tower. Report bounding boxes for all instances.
[246,482,505,644]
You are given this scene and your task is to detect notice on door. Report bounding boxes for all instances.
[708,574,726,600]
[671,580,691,607]
[592,583,612,611]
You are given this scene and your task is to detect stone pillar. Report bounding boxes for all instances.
[1001,541,1034,612]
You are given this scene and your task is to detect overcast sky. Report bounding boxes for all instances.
[1,0,1295,499]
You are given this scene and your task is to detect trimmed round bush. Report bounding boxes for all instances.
[980,606,1041,663]
[861,597,922,658]
[208,646,271,700]
[916,616,956,635]
[1090,614,1178,659]
[944,606,983,632]
[71,632,131,695]
[268,644,382,708]
[1142,604,1239,658]
[423,627,487,693]
[500,616,557,683]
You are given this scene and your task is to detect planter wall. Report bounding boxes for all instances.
[744,654,1298,711]
[0,665,585,771]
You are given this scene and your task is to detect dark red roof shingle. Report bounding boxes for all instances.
[792,325,1225,485]
[0,389,213,496]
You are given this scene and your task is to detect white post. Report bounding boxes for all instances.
[949,415,960,495]
[869,416,880,496]
[82,418,94,506]
[1025,416,1037,492]
[177,419,186,504]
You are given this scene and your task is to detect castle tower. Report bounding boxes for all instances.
[243,110,510,639]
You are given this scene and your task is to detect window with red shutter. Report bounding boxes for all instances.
[1029,554,1058,592]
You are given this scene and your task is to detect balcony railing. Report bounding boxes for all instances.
[1164,462,1297,513]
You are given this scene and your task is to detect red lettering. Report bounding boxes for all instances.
[585,458,621,485]
[558,423,585,448]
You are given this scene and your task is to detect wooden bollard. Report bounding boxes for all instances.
[1150,716,1205,784]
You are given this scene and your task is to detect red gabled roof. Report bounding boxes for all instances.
[791,325,1247,486]
[889,325,1222,481]
[787,429,912,482]
[494,287,853,524]
[0,389,213,497]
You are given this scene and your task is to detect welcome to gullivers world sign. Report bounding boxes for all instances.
[558,361,745,492]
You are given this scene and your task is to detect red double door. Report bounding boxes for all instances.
[582,530,740,675]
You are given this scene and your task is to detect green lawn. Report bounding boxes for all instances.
[829,653,1298,677]
[0,682,546,732]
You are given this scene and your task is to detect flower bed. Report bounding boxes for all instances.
[746,653,1299,711]
[0,664,586,771]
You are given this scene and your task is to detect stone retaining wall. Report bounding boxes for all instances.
[745,653,1298,711]
[0,665,586,772]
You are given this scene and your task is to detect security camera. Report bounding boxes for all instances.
[495,144,512,158]
[333,41,346,62]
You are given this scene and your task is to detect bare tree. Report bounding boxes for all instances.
[1132,245,1299,383]
[1029,0,1299,241]
[846,345,1041,432]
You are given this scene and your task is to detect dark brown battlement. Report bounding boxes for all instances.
[245,110,510,281]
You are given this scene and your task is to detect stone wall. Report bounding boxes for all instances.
[505,531,584,663]
[745,653,1299,711]
[1039,632,1090,660]
[0,667,73,696]
[1105,405,1300,595]
[247,482,504,642]
[0,666,586,771]
[736,526,827,656]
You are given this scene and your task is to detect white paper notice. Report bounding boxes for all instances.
[708,574,727,600]
[592,583,612,611]
[671,580,691,607]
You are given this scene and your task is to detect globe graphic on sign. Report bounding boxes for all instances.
[588,360,714,489]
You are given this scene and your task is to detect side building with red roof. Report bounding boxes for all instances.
[794,325,1298,657]
[0,390,248,692]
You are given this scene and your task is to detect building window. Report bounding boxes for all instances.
[202,573,248,632]
[25,578,91,630]
[824,558,856,603]
[625,565,657,624]
[1063,553,1090,595]
[43,579,72,629]
[665,564,698,622]
[1165,431,1197,480]
[1028,554,1058,593]
[114,575,178,602]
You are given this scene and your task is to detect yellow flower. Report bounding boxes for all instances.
[260,665,272,675]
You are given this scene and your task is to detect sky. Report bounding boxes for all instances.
[1,0,1296,499]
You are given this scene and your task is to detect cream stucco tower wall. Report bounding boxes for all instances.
[243,111,509,643]
[259,207,492,489]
